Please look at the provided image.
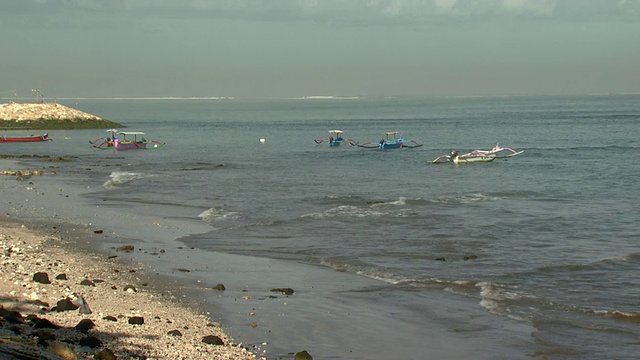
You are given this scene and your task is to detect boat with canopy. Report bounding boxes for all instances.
[314,130,357,147]
[432,145,523,164]
[91,129,164,150]
[355,131,422,149]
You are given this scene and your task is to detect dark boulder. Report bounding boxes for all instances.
[95,348,117,360]
[128,316,144,325]
[80,279,96,287]
[79,336,102,348]
[32,329,56,342]
[116,245,134,252]
[30,316,60,329]
[0,308,25,324]
[270,288,295,295]
[75,319,95,333]
[295,350,313,360]
[33,272,51,284]
[53,298,78,312]
[202,335,224,345]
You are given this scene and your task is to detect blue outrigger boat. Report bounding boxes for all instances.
[314,130,355,147]
[355,131,423,149]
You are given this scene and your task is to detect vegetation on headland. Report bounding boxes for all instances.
[0,118,123,130]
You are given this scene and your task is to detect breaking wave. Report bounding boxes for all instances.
[432,192,501,204]
[301,205,386,220]
[102,171,148,189]
[198,207,240,223]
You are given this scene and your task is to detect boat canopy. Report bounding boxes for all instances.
[118,132,146,135]
[383,131,398,136]
[329,130,344,134]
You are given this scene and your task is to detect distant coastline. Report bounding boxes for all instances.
[0,101,122,129]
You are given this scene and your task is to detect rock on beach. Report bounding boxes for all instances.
[0,221,255,360]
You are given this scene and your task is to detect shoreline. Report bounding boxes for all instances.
[0,216,257,359]
[0,157,323,359]
[0,157,258,359]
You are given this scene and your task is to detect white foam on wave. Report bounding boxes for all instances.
[198,207,240,222]
[476,281,534,321]
[460,192,501,203]
[432,192,501,204]
[102,171,148,190]
[594,309,640,320]
[318,258,403,284]
[356,270,403,285]
[301,205,385,220]
[370,197,408,207]
[477,282,505,315]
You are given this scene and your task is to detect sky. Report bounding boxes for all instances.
[1,0,639,99]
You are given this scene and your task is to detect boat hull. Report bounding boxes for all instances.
[380,142,402,150]
[0,133,49,143]
[114,141,148,150]
[453,155,495,164]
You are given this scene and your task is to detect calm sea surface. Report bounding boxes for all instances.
[4,95,639,359]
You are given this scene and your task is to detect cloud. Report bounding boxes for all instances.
[500,0,557,16]
[3,0,640,24]
[434,0,458,14]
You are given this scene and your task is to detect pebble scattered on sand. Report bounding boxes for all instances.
[0,221,257,360]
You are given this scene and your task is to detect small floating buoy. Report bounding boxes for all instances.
[259,138,266,144]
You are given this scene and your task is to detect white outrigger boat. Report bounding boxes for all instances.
[432,145,523,164]
[471,145,524,159]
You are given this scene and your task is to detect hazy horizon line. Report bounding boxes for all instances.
[2,93,640,102]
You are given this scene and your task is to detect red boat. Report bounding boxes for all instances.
[0,133,49,143]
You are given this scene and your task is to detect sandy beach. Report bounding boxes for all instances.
[0,156,325,360]
[0,216,257,359]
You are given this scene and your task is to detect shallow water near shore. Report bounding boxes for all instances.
[2,95,639,359]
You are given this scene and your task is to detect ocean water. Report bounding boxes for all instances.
[3,95,639,359]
